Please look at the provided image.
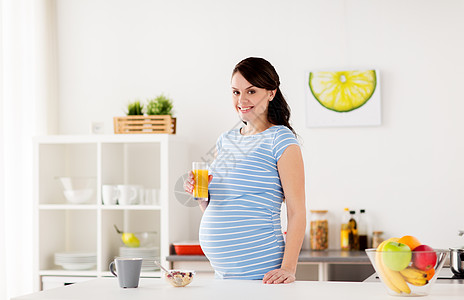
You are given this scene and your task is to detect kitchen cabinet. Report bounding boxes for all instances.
[33,134,190,291]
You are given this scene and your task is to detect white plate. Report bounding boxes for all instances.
[55,252,97,257]
[120,248,158,251]
[55,259,97,262]
[56,262,96,270]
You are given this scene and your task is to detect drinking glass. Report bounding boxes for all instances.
[192,162,208,201]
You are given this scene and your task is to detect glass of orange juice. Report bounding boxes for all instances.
[192,162,208,201]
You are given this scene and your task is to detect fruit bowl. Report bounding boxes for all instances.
[56,176,96,204]
[366,248,448,297]
[163,270,195,287]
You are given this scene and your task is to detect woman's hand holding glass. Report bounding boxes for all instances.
[184,171,213,199]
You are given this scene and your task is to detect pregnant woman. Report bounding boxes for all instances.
[184,57,306,284]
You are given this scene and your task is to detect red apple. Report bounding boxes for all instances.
[413,245,437,271]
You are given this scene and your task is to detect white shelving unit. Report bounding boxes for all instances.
[33,134,190,291]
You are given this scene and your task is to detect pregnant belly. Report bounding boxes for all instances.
[199,207,284,269]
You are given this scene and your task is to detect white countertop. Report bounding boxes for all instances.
[13,277,464,300]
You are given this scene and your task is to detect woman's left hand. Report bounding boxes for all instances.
[262,268,296,284]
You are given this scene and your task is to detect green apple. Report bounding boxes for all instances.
[382,241,411,271]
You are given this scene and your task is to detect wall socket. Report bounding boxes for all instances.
[90,122,104,134]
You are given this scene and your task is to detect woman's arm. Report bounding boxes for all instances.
[263,144,306,284]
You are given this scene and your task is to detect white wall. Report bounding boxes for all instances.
[55,0,464,249]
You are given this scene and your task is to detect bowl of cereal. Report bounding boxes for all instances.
[163,270,195,287]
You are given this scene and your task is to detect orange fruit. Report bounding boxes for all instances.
[425,268,435,280]
[398,235,421,251]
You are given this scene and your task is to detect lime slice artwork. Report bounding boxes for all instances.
[309,70,377,113]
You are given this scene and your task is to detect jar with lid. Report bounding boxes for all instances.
[310,210,329,250]
[372,231,384,248]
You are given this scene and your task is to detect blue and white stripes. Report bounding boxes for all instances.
[199,125,299,280]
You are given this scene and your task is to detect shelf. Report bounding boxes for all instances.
[39,204,99,210]
[39,269,98,276]
[38,204,162,210]
[34,134,177,144]
[34,134,190,291]
[101,205,161,211]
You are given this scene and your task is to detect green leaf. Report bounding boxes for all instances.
[146,94,174,116]
[126,100,144,115]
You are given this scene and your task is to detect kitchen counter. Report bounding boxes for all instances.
[13,277,464,300]
[167,249,371,281]
[167,249,370,262]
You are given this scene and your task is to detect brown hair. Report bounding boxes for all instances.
[232,57,296,135]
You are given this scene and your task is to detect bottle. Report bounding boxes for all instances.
[348,210,359,250]
[340,208,351,251]
[310,210,329,250]
[372,231,384,248]
[358,209,368,250]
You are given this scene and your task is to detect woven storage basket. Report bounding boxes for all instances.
[113,115,176,134]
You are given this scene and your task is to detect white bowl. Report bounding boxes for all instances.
[56,262,96,270]
[56,177,96,204]
[63,189,94,204]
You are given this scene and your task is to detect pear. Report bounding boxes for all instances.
[121,233,140,247]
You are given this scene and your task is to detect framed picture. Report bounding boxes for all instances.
[306,69,381,127]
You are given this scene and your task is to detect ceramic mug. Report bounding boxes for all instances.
[102,185,118,205]
[117,185,138,205]
[109,257,143,288]
[129,185,144,205]
[143,189,159,205]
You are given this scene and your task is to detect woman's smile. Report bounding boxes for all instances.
[238,105,254,113]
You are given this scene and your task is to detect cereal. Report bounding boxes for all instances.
[165,270,195,287]
[310,220,328,250]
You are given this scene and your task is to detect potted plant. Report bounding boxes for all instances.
[113,96,176,134]
[144,94,176,134]
[125,100,144,116]
[146,94,174,116]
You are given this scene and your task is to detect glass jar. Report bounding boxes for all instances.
[310,210,329,250]
[372,231,384,248]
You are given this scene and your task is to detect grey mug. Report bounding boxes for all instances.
[109,257,143,288]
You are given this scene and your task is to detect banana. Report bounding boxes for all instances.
[382,262,412,293]
[375,240,401,294]
[376,238,411,294]
[403,276,428,286]
[400,267,428,286]
[400,267,427,280]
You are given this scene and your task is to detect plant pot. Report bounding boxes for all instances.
[113,115,176,134]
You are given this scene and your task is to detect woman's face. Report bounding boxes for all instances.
[231,72,274,125]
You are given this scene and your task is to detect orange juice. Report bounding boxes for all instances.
[193,169,208,199]
[192,162,208,200]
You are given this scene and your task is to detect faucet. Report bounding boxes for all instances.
[459,230,464,237]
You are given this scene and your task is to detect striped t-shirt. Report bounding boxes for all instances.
[199,125,299,280]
